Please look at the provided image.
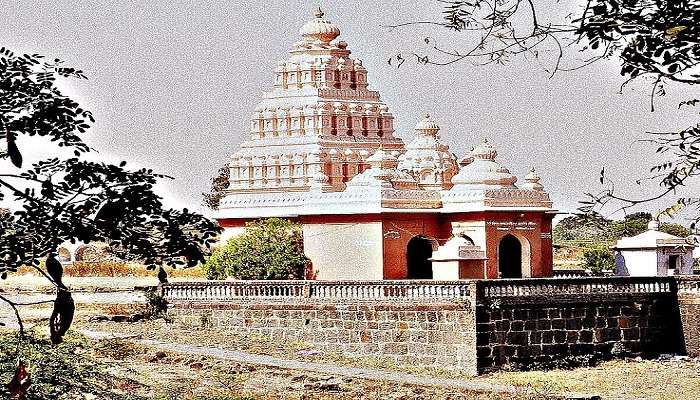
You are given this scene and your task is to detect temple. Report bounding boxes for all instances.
[215,9,556,280]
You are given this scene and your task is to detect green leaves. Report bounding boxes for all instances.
[203,218,308,280]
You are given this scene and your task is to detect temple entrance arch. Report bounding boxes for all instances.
[406,236,434,279]
[498,234,531,278]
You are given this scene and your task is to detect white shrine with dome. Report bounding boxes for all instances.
[216,9,557,280]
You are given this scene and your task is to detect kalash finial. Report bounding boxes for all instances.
[315,7,324,18]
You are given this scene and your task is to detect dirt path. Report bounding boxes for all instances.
[80,329,599,399]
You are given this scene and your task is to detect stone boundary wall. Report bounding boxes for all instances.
[169,300,478,374]
[162,277,700,375]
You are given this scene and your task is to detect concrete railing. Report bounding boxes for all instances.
[160,280,473,302]
[478,276,675,299]
[160,277,700,303]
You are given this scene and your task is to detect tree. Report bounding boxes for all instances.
[202,164,230,210]
[390,1,700,230]
[552,212,611,242]
[0,49,221,343]
[659,222,691,237]
[203,218,309,280]
[581,246,615,275]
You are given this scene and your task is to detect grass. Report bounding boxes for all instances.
[16,261,205,278]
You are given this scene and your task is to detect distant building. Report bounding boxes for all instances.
[612,220,695,276]
[215,9,557,280]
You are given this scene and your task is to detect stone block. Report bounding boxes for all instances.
[595,317,607,328]
[495,320,510,332]
[530,331,542,344]
[566,319,582,330]
[582,316,596,329]
[542,331,555,344]
[578,330,593,343]
[537,319,552,330]
[524,320,537,331]
[511,321,525,331]
[622,328,640,341]
[554,330,567,343]
[552,319,566,330]
[476,346,492,358]
[507,331,529,346]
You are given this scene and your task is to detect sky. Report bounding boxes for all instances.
[1,0,697,222]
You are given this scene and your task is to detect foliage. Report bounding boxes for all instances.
[552,213,612,243]
[582,246,616,274]
[203,218,309,280]
[0,330,132,399]
[202,164,230,210]
[609,213,653,239]
[659,222,691,237]
[0,48,221,341]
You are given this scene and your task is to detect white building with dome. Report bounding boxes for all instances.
[215,9,557,280]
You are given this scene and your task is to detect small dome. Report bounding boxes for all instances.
[471,138,498,160]
[450,139,518,188]
[299,8,341,43]
[522,167,544,191]
[415,113,440,133]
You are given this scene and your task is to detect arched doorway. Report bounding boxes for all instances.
[498,234,523,278]
[406,236,434,279]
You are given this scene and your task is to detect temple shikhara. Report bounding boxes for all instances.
[215,9,556,280]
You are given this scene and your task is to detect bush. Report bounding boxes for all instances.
[203,218,309,280]
[582,246,615,275]
[0,329,132,399]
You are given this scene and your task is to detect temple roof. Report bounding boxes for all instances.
[215,10,554,219]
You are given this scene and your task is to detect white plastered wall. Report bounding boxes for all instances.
[450,221,486,249]
[619,250,658,276]
[303,222,384,280]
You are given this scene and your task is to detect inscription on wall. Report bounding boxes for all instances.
[487,221,537,231]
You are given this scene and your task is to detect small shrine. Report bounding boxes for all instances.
[612,220,695,276]
[215,9,557,280]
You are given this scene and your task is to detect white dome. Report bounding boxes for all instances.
[414,113,440,133]
[397,115,458,190]
[299,8,341,43]
[450,139,518,188]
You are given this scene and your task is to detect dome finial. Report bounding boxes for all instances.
[315,7,324,18]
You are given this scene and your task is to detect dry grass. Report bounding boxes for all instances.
[16,262,204,278]
[80,319,700,400]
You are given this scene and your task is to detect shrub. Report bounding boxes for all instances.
[0,329,133,399]
[582,246,615,275]
[203,218,309,280]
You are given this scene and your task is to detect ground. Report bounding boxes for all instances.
[3,275,700,399]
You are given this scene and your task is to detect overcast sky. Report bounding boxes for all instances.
[2,0,697,222]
